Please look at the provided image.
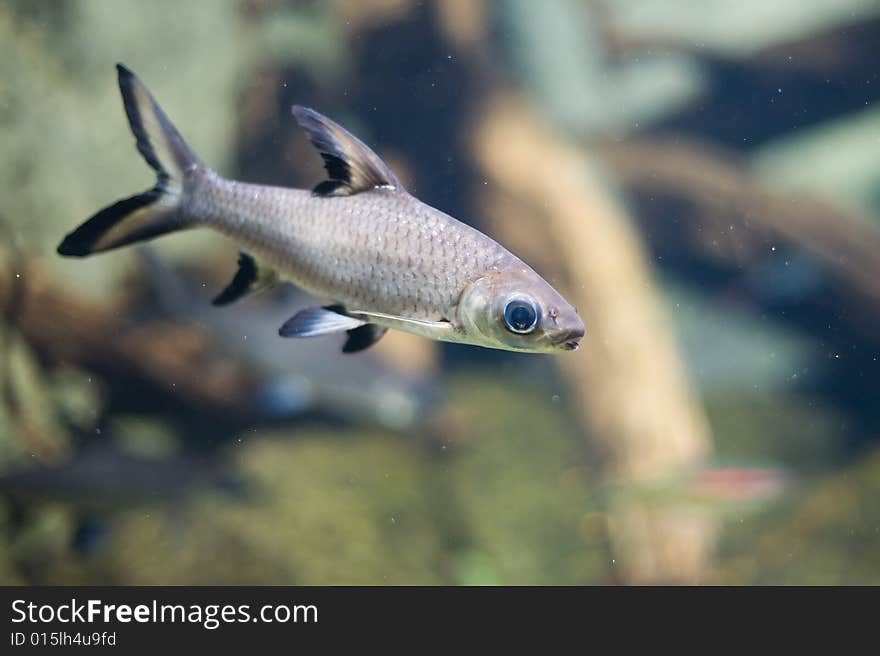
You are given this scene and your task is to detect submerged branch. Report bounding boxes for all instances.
[0,261,258,421]
[472,92,717,583]
[598,137,880,341]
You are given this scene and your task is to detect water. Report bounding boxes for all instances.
[0,0,878,585]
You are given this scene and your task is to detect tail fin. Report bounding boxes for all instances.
[58,64,203,257]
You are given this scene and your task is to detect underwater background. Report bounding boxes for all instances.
[1,0,879,584]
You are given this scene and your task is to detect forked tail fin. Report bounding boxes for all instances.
[58,64,204,257]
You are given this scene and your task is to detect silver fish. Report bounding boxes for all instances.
[58,65,585,354]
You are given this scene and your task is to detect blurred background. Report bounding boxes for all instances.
[1,0,879,585]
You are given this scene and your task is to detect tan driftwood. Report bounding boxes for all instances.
[599,137,880,340]
[0,261,257,419]
[472,93,716,583]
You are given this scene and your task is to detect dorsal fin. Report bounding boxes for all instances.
[292,105,401,196]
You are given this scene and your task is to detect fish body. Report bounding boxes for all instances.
[58,65,584,354]
[197,177,507,325]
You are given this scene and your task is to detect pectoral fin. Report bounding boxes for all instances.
[344,309,457,344]
[278,305,366,338]
[280,306,453,351]
[213,252,278,306]
[347,310,453,331]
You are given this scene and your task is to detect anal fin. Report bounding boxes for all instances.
[213,252,278,306]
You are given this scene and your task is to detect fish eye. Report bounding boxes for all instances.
[503,297,540,334]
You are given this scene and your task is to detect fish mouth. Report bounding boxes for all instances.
[554,328,584,351]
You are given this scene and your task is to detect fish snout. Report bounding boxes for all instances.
[553,319,585,351]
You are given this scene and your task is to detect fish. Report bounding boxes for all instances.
[58,64,585,354]
[0,444,248,512]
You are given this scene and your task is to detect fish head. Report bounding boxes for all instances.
[456,267,584,353]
